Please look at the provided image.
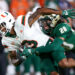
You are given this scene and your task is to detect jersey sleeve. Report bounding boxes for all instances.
[14,12,32,37]
[53,23,71,39]
[14,15,25,37]
[35,38,63,53]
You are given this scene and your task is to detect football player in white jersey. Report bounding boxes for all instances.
[0,8,75,75]
[0,11,24,66]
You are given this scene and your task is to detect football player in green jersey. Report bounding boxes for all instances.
[22,9,75,75]
[39,14,75,75]
[35,13,75,75]
[38,14,75,51]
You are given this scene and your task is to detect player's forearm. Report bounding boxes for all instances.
[9,51,26,66]
[29,8,62,20]
[35,38,63,53]
[59,58,75,68]
[29,8,62,26]
[35,44,58,53]
[35,45,52,53]
[37,8,62,15]
[67,59,75,67]
[11,58,25,66]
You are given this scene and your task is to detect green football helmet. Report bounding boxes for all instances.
[38,14,60,34]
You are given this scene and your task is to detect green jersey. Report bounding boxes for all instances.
[52,23,71,38]
[51,22,75,50]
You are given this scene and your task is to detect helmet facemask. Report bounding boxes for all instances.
[38,16,53,34]
[0,22,7,36]
[38,14,61,35]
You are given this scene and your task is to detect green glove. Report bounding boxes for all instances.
[17,49,26,59]
[22,46,35,56]
[62,9,75,22]
[17,49,23,57]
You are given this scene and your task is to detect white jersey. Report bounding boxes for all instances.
[2,36,21,52]
[2,11,50,52]
[14,12,50,48]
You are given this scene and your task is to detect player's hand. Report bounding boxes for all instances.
[22,46,35,56]
[62,9,75,22]
[10,50,26,66]
[16,49,26,60]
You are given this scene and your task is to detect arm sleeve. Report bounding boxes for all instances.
[35,38,63,53]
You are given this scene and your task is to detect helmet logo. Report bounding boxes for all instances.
[1,14,6,17]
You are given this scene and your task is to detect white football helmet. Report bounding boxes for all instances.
[0,11,15,36]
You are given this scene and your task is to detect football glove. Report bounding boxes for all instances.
[62,9,75,22]
[22,46,35,56]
